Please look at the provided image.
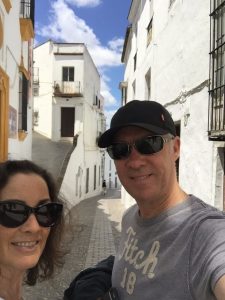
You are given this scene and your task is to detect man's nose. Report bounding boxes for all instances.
[125,146,146,168]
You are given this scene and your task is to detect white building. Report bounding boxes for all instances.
[0,0,34,161]
[33,41,106,206]
[120,0,225,209]
[104,154,121,190]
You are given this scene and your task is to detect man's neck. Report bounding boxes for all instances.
[138,188,188,219]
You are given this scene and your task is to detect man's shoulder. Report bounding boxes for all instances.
[122,203,138,219]
[188,195,225,236]
[190,195,225,217]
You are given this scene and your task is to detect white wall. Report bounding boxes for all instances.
[60,131,102,206]
[33,41,54,138]
[121,0,223,208]
[1,1,32,159]
[104,154,121,189]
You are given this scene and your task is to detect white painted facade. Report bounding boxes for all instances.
[120,0,224,209]
[0,0,34,161]
[33,41,106,206]
[104,153,121,190]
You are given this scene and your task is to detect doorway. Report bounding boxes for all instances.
[61,107,75,137]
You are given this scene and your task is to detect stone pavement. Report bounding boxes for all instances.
[24,188,126,300]
[32,131,72,181]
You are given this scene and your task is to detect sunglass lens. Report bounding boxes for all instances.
[36,203,63,227]
[0,202,28,228]
[107,143,130,160]
[137,136,164,154]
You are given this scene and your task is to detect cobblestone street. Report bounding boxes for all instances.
[24,189,125,300]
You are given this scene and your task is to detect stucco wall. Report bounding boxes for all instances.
[1,1,32,159]
[33,42,54,138]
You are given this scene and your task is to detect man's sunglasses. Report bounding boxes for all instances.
[107,135,174,160]
[0,200,63,228]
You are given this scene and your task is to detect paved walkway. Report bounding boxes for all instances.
[24,189,125,300]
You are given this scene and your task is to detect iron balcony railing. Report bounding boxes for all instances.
[208,0,225,140]
[54,81,83,97]
[33,67,39,84]
[20,0,35,28]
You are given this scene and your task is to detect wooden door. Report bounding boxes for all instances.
[61,107,75,137]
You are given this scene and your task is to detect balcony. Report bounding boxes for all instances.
[53,81,83,98]
[20,0,35,41]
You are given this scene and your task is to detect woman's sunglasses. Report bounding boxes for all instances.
[0,200,63,228]
[107,135,174,160]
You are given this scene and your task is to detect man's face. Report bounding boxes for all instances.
[113,126,180,217]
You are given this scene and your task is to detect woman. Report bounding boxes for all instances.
[0,160,64,300]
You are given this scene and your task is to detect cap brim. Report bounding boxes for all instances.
[98,123,169,148]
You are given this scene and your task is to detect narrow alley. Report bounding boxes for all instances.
[24,132,125,300]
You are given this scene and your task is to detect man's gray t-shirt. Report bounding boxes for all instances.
[112,196,225,299]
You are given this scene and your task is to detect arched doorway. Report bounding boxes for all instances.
[0,66,9,162]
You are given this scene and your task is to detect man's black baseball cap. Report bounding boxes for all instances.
[98,100,176,148]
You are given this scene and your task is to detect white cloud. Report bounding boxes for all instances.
[104,109,118,129]
[89,45,122,68]
[37,0,99,46]
[99,72,117,106]
[108,38,124,52]
[36,0,123,108]
[65,0,102,8]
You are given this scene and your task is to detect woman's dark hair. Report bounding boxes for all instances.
[0,159,65,285]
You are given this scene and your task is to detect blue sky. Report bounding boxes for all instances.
[35,0,131,126]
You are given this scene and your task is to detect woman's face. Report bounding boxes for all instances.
[0,173,51,275]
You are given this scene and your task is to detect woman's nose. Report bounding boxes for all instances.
[20,214,41,232]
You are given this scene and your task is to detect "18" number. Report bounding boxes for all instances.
[121,267,136,295]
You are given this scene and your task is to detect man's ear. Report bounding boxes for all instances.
[173,136,180,161]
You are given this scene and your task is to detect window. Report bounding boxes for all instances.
[122,86,127,105]
[119,81,128,106]
[134,52,137,71]
[175,123,180,179]
[132,80,136,99]
[145,68,151,100]
[147,18,153,46]
[62,67,74,82]
[93,94,98,106]
[33,67,39,84]
[33,84,39,96]
[208,0,225,138]
[33,110,39,126]
[18,73,28,131]
[86,168,89,193]
[94,165,96,190]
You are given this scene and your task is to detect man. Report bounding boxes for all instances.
[102,179,107,195]
[97,100,225,300]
